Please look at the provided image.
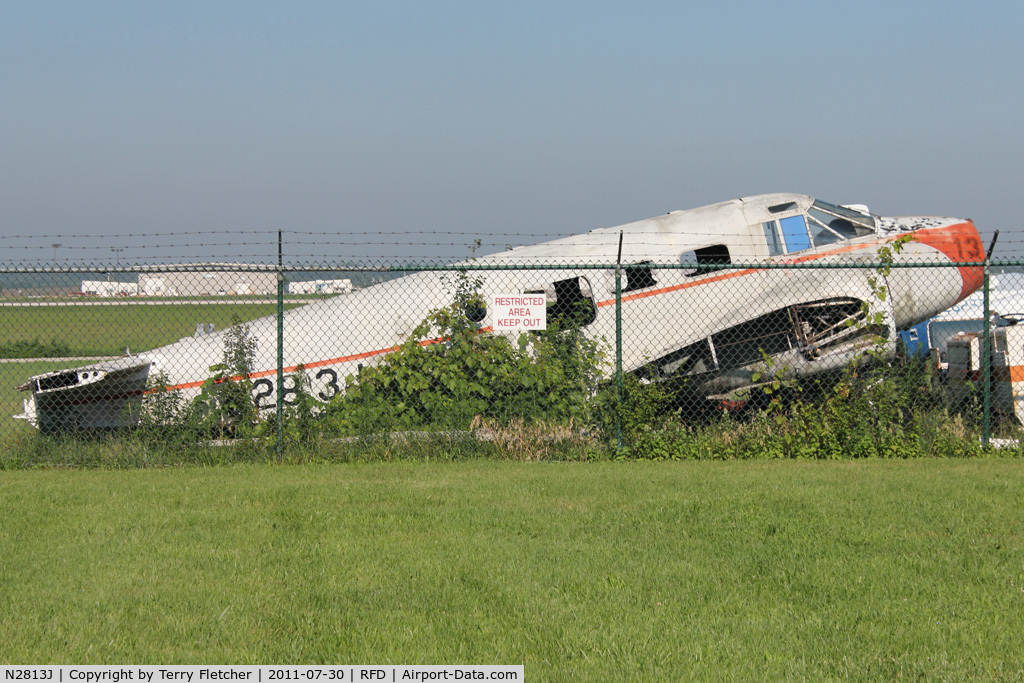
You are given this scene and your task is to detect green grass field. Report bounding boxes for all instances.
[0,303,300,357]
[2,460,1022,679]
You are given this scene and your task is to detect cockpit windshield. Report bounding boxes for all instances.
[762,198,878,255]
[807,199,876,246]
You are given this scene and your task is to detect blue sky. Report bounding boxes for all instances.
[2,1,1022,263]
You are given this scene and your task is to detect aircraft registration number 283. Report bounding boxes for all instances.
[251,368,341,410]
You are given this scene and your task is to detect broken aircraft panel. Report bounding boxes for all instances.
[639,298,885,398]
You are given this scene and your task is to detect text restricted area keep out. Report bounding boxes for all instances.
[491,295,545,331]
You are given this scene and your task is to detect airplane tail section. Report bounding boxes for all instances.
[15,358,151,432]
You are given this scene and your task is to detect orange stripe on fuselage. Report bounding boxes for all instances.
[160,223,978,393]
[157,346,403,392]
[157,330,497,393]
[595,222,980,308]
[1008,365,1024,383]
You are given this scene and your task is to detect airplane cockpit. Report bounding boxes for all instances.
[761,199,876,256]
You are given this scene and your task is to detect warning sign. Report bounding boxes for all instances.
[491,294,547,330]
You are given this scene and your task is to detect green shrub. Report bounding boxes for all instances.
[324,273,606,435]
[0,338,73,358]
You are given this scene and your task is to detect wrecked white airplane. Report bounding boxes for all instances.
[15,193,985,431]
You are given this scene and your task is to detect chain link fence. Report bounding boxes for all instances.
[2,256,1021,459]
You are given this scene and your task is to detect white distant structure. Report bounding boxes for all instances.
[83,266,279,297]
[81,280,139,297]
[138,265,278,297]
[287,278,353,295]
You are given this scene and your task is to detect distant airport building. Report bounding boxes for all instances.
[287,278,353,295]
[81,280,139,297]
[137,265,278,297]
[82,265,278,297]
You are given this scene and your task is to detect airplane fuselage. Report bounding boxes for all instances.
[16,193,985,430]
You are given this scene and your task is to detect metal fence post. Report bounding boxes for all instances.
[982,264,991,448]
[615,232,624,454]
[276,231,284,457]
[981,232,999,449]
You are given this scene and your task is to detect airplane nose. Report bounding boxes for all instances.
[910,219,985,301]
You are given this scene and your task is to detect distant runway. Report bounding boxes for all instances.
[0,298,312,307]
[0,356,122,363]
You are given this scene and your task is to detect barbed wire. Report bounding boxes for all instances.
[3,228,1018,244]
[3,258,1024,273]
[1,227,1022,267]
[5,236,1021,248]
[0,229,574,240]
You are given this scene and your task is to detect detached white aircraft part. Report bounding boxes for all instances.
[15,193,985,431]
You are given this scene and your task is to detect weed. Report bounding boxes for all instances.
[470,415,598,460]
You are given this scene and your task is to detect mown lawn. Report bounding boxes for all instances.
[1,460,1022,680]
[0,303,300,357]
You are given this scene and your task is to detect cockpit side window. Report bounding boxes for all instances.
[762,217,811,255]
[811,199,877,232]
[762,222,784,256]
[780,215,811,252]
[808,206,875,241]
[808,217,844,248]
